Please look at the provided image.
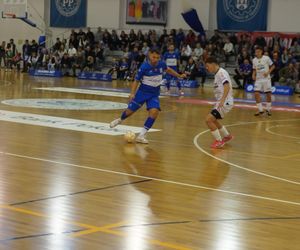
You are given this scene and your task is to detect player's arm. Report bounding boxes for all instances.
[165,67,186,79]
[218,82,230,108]
[252,69,256,81]
[129,80,139,101]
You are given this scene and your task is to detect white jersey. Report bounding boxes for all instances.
[214,67,233,103]
[253,55,273,81]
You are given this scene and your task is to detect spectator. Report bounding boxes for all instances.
[0,41,6,68]
[233,58,252,89]
[223,37,234,62]
[72,50,85,76]
[180,43,192,65]
[83,55,94,72]
[118,58,129,80]
[192,43,203,61]
[60,53,72,76]
[184,57,198,80]
[95,27,104,44]
[86,27,95,45]
[271,51,282,84]
[279,61,299,88]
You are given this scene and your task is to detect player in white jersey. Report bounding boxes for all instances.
[205,57,234,149]
[252,46,275,116]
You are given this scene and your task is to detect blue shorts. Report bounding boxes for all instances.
[128,90,160,111]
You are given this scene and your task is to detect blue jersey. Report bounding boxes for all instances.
[135,60,167,95]
[163,51,179,71]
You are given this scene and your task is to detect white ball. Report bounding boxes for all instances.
[124,131,136,143]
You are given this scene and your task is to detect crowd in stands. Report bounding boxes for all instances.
[0,28,299,90]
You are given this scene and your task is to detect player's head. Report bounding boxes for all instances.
[148,48,161,66]
[255,46,263,58]
[205,56,219,73]
[168,44,175,52]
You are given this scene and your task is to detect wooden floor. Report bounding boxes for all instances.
[0,70,299,250]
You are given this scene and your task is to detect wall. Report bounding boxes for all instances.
[0,0,45,49]
[0,0,299,50]
[268,0,300,32]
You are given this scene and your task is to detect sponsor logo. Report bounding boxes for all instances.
[247,85,254,91]
[2,99,128,110]
[55,0,81,17]
[223,0,262,22]
[0,110,161,136]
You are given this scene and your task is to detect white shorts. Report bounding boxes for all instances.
[212,102,233,119]
[254,79,272,93]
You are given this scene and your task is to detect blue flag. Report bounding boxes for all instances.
[217,0,268,31]
[50,0,87,28]
[182,8,206,36]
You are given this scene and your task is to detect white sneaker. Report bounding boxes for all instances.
[136,135,149,144]
[110,118,122,128]
[179,90,184,96]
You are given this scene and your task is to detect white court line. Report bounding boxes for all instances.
[193,119,300,186]
[0,150,299,207]
[35,87,166,98]
[265,125,300,140]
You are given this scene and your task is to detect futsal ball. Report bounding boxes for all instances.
[124,131,136,143]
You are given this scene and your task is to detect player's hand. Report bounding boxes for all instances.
[179,73,187,79]
[217,101,225,109]
[129,93,135,102]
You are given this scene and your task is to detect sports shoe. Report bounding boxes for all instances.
[109,118,122,128]
[223,134,234,143]
[254,111,264,116]
[136,135,149,144]
[211,140,225,149]
[179,90,185,96]
[266,110,272,116]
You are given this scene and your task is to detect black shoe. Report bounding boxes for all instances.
[254,111,264,116]
[266,110,272,116]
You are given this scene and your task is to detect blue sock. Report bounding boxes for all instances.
[177,80,182,90]
[121,111,128,120]
[144,117,156,130]
[166,81,170,90]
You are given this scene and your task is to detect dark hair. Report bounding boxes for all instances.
[205,56,219,64]
[149,48,161,54]
[255,46,263,51]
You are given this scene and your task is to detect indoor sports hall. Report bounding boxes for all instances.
[0,0,299,249]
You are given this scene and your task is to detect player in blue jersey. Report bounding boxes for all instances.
[110,48,186,144]
[163,44,184,95]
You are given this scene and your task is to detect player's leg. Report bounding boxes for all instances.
[136,96,161,144]
[110,91,145,128]
[254,80,264,116]
[176,77,184,95]
[264,80,272,116]
[206,110,225,149]
[165,74,171,94]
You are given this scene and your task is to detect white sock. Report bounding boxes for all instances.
[266,102,272,111]
[139,128,148,137]
[256,103,263,112]
[211,129,222,141]
[219,126,230,137]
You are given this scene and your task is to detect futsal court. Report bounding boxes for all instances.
[0,72,298,249]
[0,0,300,250]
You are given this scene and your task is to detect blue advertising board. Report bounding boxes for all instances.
[78,72,112,82]
[245,84,294,96]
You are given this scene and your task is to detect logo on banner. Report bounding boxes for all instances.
[55,0,81,17]
[223,0,262,22]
